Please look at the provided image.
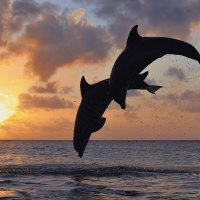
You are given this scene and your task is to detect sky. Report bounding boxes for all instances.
[0,0,200,140]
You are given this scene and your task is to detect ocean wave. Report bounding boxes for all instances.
[0,179,13,184]
[0,164,199,177]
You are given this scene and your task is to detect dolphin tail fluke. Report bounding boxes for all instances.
[157,38,200,63]
[147,85,162,94]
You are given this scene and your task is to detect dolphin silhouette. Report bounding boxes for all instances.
[110,25,200,109]
[73,72,162,157]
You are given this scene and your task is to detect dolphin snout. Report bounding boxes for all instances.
[78,152,83,158]
[73,136,90,158]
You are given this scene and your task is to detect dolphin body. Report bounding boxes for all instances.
[110,25,200,109]
[73,72,162,157]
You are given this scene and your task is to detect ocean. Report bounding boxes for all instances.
[0,141,199,199]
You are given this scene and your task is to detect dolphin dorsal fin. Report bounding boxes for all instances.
[126,25,141,47]
[80,76,92,97]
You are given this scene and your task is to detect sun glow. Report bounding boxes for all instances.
[0,102,15,123]
[0,93,16,123]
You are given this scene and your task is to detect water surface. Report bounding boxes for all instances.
[0,141,199,199]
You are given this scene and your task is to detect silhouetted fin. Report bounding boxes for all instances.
[80,76,92,97]
[89,117,106,133]
[143,37,200,63]
[128,71,148,90]
[126,25,141,47]
[147,85,162,94]
[138,71,149,80]
[114,87,127,110]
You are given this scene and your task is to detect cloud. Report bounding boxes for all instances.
[62,86,72,94]
[123,104,140,120]
[179,90,200,112]
[0,114,73,139]
[127,90,142,97]
[154,90,200,113]
[29,81,58,93]
[0,0,11,45]
[18,93,74,109]
[29,81,73,94]
[79,0,200,48]
[180,90,200,101]
[23,14,111,80]
[145,78,158,85]
[165,66,186,80]
[1,0,112,80]
[153,92,179,105]
[1,0,200,81]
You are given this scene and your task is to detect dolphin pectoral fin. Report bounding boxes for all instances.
[139,71,149,80]
[147,85,162,94]
[89,117,106,133]
[120,102,126,110]
[113,88,127,110]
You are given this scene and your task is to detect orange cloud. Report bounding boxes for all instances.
[29,81,59,93]
[18,93,74,109]
[0,113,73,139]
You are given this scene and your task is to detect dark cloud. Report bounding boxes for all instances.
[78,0,200,48]
[19,93,74,109]
[29,81,73,94]
[153,92,179,104]
[179,90,200,112]
[180,90,200,101]
[9,0,59,32]
[127,90,142,97]
[0,0,11,45]
[165,67,186,80]
[23,14,111,80]
[12,0,57,18]
[1,0,200,80]
[62,86,72,94]
[154,90,200,112]
[2,0,112,80]
[29,81,58,93]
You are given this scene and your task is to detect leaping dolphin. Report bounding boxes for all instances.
[110,25,200,109]
[73,72,162,157]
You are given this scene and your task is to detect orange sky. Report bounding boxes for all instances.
[0,0,200,140]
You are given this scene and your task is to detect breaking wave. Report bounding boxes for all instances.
[0,164,199,176]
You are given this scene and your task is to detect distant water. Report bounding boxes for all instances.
[0,141,199,200]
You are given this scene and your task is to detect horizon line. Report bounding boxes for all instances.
[0,139,199,141]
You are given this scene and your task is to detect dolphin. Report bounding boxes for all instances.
[73,72,162,157]
[110,25,200,109]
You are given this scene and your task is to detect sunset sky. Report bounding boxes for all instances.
[0,0,200,140]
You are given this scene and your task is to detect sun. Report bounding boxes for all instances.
[0,102,15,123]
